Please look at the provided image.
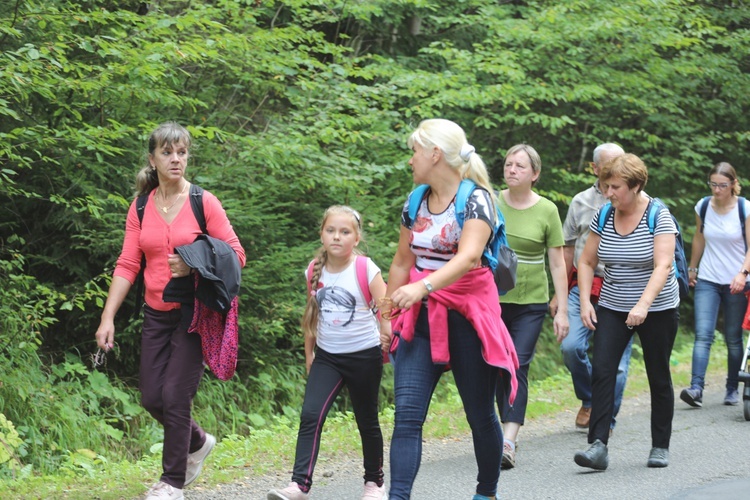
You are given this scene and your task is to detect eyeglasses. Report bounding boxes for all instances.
[707,181,732,190]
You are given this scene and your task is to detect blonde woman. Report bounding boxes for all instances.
[383,119,518,500]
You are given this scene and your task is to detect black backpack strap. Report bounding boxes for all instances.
[133,192,149,320]
[739,196,747,252]
[189,184,207,234]
[698,195,710,233]
[136,192,148,226]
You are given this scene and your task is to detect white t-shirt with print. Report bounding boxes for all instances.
[307,258,381,354]
[402,187,496,271]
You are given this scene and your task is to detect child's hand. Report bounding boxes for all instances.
[379,323,392,351]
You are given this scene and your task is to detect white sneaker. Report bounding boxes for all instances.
[185,433,216,487]
[362,481,386,499]
[267,481,309,500]
[145,481,184,500]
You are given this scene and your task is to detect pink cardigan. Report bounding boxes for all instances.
[393,266,519,403]
[114,188,246,311]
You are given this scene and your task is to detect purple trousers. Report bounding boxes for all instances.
[141,305,207,488]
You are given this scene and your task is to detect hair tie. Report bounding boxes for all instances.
[460,144,475,162]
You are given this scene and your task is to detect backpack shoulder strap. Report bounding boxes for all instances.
[596,202,614,233]
[647,198,672,235]
[407,184,430,223]
[355,255,374,308]
[305,259,316,295]
[189,184,207,234]
[132,192,150,320]
[646,198,660,234]
[454,179,477,228]
[739,196,747,232]
[136,192,149,227]
[698,195,711,233]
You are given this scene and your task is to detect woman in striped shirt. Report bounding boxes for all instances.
[573,153,679,471]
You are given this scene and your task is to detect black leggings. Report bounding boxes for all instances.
[292,345,384,492]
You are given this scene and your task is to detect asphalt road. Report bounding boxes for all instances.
[293,386,750,499]
[187,381,750,500]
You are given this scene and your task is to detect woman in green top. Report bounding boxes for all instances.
[496,143,569,470]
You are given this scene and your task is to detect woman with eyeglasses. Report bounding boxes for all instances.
[680,162,750,408]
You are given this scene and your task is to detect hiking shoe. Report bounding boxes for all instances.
[501,441,516,470]
[362,481,386,499]
[724,388,740,406]
[680,387,703,408]
[145,481,184,500]
[575,406,591,429]
[472,495,497,500]
[647,447,669,468]
[574,439,609,470]
[267,482,309,500]
[185,433,216,487]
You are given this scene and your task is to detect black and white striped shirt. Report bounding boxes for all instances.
[590,203,680,312]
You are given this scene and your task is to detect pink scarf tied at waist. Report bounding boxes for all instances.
[392,266,518,404]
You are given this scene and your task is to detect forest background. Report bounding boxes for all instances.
[1,0,749,490]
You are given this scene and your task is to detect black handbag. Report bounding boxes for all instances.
[494,244,518,294]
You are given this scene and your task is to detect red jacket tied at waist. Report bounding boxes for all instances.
[392,266,519,404]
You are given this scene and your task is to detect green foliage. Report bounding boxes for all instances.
[1,0,748,479]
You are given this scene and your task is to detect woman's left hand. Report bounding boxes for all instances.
[730,273,747,294]
[626,302,649,328]
[167,253,192,278]
[390,282,428,310]
[553,310,569,343]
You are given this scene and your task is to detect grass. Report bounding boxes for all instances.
[0,334,735,499]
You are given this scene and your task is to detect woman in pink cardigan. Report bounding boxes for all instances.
[94,122,245,500]
[381,119,518,500]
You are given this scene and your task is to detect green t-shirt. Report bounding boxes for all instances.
[498,194,564,304]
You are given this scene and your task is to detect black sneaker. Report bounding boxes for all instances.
[574,439,609,470]
[647,447,669,468]
[680,387,703,408]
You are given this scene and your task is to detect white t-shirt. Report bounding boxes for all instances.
[307,257,381,354]
[696,198,750,285]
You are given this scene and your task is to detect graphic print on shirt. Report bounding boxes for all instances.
[410,202,461,258]
[316,284,357,327]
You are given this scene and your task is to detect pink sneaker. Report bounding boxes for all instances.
[362,481,386,499]
[267,482,309,500]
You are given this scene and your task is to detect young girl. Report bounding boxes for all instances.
[267,206,391,500]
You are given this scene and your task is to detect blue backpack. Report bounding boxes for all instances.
[597,198,689,300]
[407,179,517,294]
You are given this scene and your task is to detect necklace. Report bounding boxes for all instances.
[157,182,188,213]
[324,256,354,289]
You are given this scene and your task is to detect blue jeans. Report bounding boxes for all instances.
[560,286,633,428]
[389,308,501,499]
[690,279,748,391]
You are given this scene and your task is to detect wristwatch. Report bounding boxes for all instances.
[422,279,434,294]
[742,269,749,276]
